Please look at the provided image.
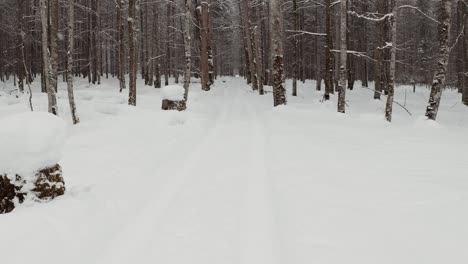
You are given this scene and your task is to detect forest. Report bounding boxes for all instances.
[0,1,467,264]
[0,0,467,121]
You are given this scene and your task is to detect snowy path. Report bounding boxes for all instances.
[97,85,279,264]
[2,77,468,264]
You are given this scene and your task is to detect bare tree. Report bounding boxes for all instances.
[128,0,137,106]
[292,0,298,96]
[385,0,397,122]
[117,0,126,93]
[425,0,454,120]
[337,0,347,113]
[270,0,286,106]
[67,0,79,124]
[200,1,211,91]
[183,0,192,102]
[39,0,58,115]
[324,0,334,101]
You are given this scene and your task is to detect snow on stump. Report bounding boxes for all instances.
[0,112,68,214]
[161,85,186,111]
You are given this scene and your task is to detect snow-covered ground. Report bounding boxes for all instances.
[1,77,467,264]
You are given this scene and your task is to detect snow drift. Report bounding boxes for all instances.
[0,111,68,176]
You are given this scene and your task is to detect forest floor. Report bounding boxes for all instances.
[1,77,468,264]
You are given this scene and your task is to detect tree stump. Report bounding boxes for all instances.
[162,99,186,111]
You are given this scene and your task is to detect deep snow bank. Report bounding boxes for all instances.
[0,111,68,176]
[161,85,185,101]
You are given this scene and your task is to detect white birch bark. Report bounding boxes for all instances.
[67,0,79,124]
[39,0,58,115]
[425,0,453,120]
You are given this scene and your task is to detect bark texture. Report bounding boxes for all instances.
[270,0,286,106]
[128,0,137,106]
[385,0,397,122]
[39,0,58,115]
[425,0,453,120]
[324,0,334,100]
[337,0,347,113]
[67,0,79,124]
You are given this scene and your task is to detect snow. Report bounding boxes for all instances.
[0,77,467,264]
[0,111,68,176]
[161,85,185,101]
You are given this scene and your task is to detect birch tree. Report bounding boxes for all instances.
[425,0,454,120]
[385,0,398,122]
[67,0,79,124]
[39,0,58,115]
[183,0,192,102]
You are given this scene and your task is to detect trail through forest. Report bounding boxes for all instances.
[1,77,467,264]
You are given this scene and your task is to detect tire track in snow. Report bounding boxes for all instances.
[239,97,281,264]
[95,87,235,264]
[95,84,281,264]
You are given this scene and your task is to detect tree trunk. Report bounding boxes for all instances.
[153,2,162,88]
[254,22,264,95]
[40,0,57,115]
[250,19,259,91]
[183,0,192,102]
[50,0,59,93]
[462,1,468,106]
[374,0,385,100]
[200,2,210,91]
[270,0,286,106]
[16,0,25,93]
[67,0,79,124]
[337,0,347,113]
[425,0,453,120]
[207,0,214,85]
[315,5,321,91]
[292,0,298,96]
[118,0,126,93]
[324,0,334,100]
[242,0,257,89]
[128,0,137,106]
[385,0,397,122]
[165,0,171,86]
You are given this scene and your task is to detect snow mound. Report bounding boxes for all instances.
[161,85,185,101]
[0,112,68,176]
